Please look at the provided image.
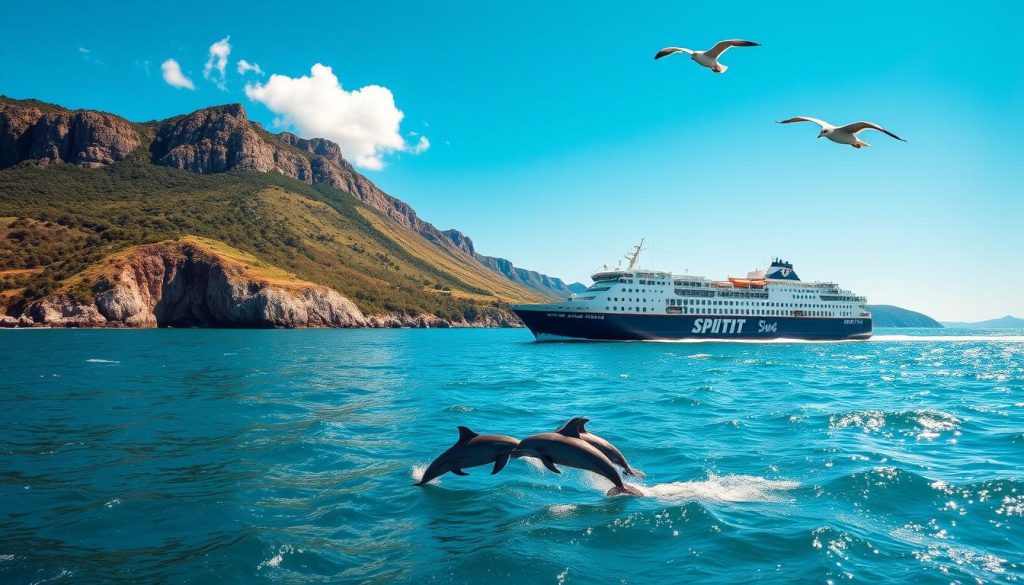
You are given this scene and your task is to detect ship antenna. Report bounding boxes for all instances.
[625,238,645,270]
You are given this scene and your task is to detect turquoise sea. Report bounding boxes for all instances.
[1,328,1022,584]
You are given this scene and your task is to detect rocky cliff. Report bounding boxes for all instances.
[0,99,141,168]
[442,228,575,297]
[0,238,518,329]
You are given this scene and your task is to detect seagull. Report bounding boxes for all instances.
[777,117,907,148]
[654,39,760,74]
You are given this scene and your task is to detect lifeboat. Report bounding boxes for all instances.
[729,277,767,289]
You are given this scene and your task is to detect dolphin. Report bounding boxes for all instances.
[559,417,645,479]
[414,426,520,486]
[512,424,644,497]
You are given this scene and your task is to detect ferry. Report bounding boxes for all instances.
[513,241,872,341]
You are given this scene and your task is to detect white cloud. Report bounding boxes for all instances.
[203,36,231,89]
[78,47,103,66]
[236,59,263,76]
[244,63,429,169]
[161,59,195,90]
[408,135,430,154]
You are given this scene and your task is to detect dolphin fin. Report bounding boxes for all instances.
[554,421,581,439]
[624,467,646,479]
[541,455,562,474]
[553,418,579,434]
[491,454,510,475]
[456,426,478,444]
[576,418,591,433]
[451,468,469,476]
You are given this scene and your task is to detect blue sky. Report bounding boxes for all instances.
[2,1,1022,320]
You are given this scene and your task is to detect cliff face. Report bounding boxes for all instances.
[0,100,140,168]
[442,228,574,298]
[150,103,308,178]
[0,239,518,329]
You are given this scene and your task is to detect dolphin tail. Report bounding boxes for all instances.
[623,467,646,479]
[606,484,644,497]
[491,454,510,475]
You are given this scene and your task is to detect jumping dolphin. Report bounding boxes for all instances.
[559,417,645,479]
[512,424,644,497]
[414,426,520,486]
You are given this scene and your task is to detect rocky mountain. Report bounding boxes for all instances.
[941,315,1024,328]
[866,305,943,328]
[0,98,141,168]
[442,228,578,297]
[0,96,563,328]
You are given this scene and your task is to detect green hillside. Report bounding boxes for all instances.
[0,153,543,321]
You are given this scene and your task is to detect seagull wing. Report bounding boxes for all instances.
[838,121,907,142]
[655,47,693,60]
[777,117,832,129]
[704,39,760,59]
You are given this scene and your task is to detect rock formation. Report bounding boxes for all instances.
[0,239,519,329]
[0,99,140,168]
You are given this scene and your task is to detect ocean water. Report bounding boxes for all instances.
[0,328,1022,584]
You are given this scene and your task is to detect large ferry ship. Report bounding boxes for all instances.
[513,242,872,341]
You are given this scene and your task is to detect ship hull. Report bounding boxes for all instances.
[513,308,872,341]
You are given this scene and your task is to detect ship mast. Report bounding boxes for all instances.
[624,239,645,270]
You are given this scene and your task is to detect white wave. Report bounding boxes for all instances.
[256,544,297,571]
[650,337,857,344]
[870,335,1024,343]
[548,504,578,518]
[642,334,1024,344]
[644,474,799,503]
[86,358,120,364]
[575,469,796,502]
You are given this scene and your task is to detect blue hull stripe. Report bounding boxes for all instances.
[513,309,872,341]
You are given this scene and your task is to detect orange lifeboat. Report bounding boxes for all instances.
[729,277,766,289]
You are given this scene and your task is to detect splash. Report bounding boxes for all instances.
[410,465,433,485]
[643,474,800,503]
[578,470,797,502]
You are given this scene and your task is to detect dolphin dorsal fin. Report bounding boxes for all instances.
[554,419,581,439]
[456,426,478,443]
[576,418,591,433]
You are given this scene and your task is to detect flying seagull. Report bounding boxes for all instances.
[777,117,907,148]
[654,39,760,74]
